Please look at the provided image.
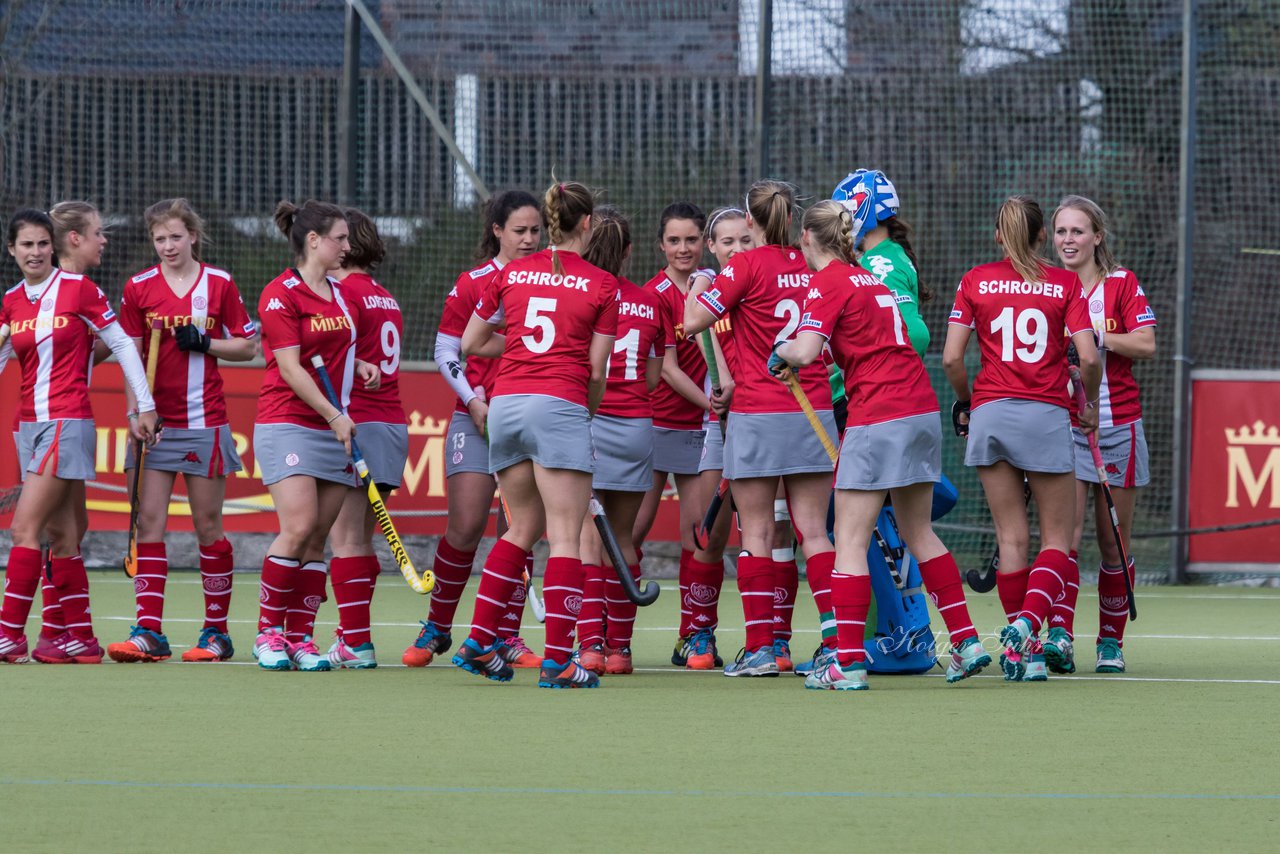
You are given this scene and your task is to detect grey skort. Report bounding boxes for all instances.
[835,412,943,491]
[964,398,1074,474]
[487,394,594,474]
[15,419,96,481]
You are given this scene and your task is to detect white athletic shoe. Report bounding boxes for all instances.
[288,635,331,672]
[255,627,292,671]
[326,632,377,669]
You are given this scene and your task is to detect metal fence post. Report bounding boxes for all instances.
[755,0,773,179]
[1170,0,1198,583]
[338,1,360,206]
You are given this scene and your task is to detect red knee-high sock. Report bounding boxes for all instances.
[51,554,93,639]
[1018,549,1069,634]
[830,571,871,667]
[198,537,234,634]
[331,555,378,647]
[576,563,606,647]
[1097,558,1135,646]
[258,555,299,632]
[1050,550,1080,637]
[495,552,533,641]
[285,561,328,642]
[804,551,838,650]
[133,541,168,633]
[426,538,476,632]
[605,564,641,650]
[686,555,725,633]
[1,545,42,640]
[542,556,585,665]
[40,575,65,640]
[466,539,526,646]
[996,566,1029,623]
[677,548,694,637]
[918,552,978,646]
[772,557,799,642]
[737,554,775,652]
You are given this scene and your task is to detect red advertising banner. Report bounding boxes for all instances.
[1188,370,1280,572]
[0,364,688,541]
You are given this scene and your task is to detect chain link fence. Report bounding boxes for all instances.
[2,0,1276,579]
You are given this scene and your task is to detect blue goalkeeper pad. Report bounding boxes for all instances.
[864,506,937,675]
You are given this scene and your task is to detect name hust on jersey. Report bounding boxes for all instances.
[978,280,1066,298]
[776,273,811,289]
[507,270,590,291]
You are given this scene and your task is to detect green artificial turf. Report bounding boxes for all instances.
[2,573,1278,852]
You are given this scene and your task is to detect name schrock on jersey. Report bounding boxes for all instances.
[695,244,832,414]
[1070,267,1156,428]
[342,271,406,425]
[948,259,1091,409]
[475,248,620,407]
[440,260,503,415]
[119,263,257,429]
[255,270,358,428]
[598,279,665,419]
[799,262,938,428]
[645,271,708,429]
[1,270,116,422]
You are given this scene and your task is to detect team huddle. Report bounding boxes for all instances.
[0,171,1155,690]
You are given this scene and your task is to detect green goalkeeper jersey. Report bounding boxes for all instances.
[859,239,929,358]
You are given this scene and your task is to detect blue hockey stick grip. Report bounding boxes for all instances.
[310,354,363,463]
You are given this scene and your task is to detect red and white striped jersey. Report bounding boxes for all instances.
[119,263,256,429]
[948,259,1091,409]
[799,261,938,427]
[645,272,708,429]
[1070,267,1155,427]
[341,271,406,425]
[695,244,832,415]
[598,279,665,419]
[0,270,116,422]
[474,248,619,407]
[440,259,503,415]
[255,269,357,428]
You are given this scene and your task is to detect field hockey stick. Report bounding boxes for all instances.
[498,493,545,622]
[780,369,839,464]
[312,355,433,595]
[693,329,731,549]
[1069,365,1137,620]
[124,320,163,578]
[590,492,659,606]
[964,480,1029,593]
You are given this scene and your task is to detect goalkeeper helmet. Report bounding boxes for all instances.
[831,169,900,245]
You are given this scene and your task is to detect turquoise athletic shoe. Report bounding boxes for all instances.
[451,637,514,682]
[999,618,1032,682]
[793,645,824,677]
[288,635,331,672]
[945,636,993,683]
[1043,627,1076,674]
[537,658,600,689]
[254,627,292,671]
[772,638,793,672]
[804,660,868,691]
[1023,636,1048,682]
[723,646,779,677]
[1095,639,1126,673]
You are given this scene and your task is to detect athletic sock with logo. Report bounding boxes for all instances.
[426,538,476,632]
[133,541,169,633]
[199,537,235,634]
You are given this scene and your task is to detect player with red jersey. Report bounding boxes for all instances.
[943,195,1102,682]
[454,179,618,689]
[0,209,158,664]
[106,199,258,665]
[323,208,408,670]
[573,206,665,676]
[677,207,753,670]
[771,200,991,690]
[633,202,714,663]
[684,180,838,678]
[404,190,543,671]
[1047,195,1157,675]
[251,200,380,673]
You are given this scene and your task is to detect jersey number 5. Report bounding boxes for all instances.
[990,306,1048,363]
[522,297,557,354]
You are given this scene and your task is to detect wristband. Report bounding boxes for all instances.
[127,409,139,420]
[326,411,344,424]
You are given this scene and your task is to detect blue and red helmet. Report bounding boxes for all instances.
[831,169,900,245]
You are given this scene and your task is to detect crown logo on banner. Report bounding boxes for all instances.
[1225,421,1280,446]
[407,412,447,436]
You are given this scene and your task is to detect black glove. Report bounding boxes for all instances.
[174,323,211,353]
[1067,342,1080,367]
[951,399,971,437]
